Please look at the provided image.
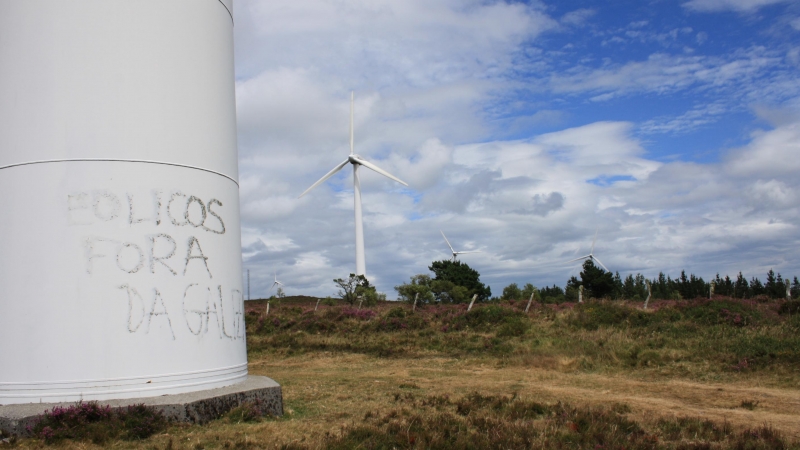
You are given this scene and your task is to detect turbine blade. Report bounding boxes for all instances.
[350,156,408,186]
[455,250,481,255]
[350,91,354,155]
[440,230,455,252]
[298,159,350,198]
[567,256,590,263]
[592,256,609,272]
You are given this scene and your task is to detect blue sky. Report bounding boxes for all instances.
[233,0,800,298]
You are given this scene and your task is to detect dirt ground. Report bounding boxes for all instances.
[240,352,800,448]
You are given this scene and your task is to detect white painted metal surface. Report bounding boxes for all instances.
[0,0,247,405]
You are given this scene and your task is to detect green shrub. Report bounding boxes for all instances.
[568,302,651,330]
[496,317,529,337]
[680,299,761,327]
[779,300,800,316]
[385,307,407,319]
[452,305,525,331]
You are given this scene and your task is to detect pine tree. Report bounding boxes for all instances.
[750,277,765,297]
[735,272,748,298]
[654,272,669,299]
[634,274,647,300]
[613,272,623,299]
[722,275,734,296]
[766,269,778,299]
[623,274,637,299]
[679,271,690,299]
[579,259,615,299]
[775,273,785,299]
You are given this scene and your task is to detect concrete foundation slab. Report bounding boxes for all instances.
[0,375,282,437]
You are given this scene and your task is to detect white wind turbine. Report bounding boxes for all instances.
[441,230,480,262]
[567,230,609,272]
[268,272,284,294]
[299,92,408,277]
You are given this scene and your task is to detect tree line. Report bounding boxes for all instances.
[392,258,798,304]
[505,260,799,303]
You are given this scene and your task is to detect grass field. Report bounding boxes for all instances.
[6,296,800,449]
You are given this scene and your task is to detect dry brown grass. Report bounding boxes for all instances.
[247,352,800,447]
[9,353,800,449]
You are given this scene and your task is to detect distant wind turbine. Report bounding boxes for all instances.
[299,92,408,277]
[268,272,283,294]
[567,230,609,272]
[441,230,480,262]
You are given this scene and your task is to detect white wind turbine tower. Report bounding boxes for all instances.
[441,230,481,262]
[567,230,610,272]
[299,92,408,277]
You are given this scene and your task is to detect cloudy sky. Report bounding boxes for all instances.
[233,0,800,299]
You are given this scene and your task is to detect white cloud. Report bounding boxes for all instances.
[683,0,791,13]
[746,180,795,209]
[235,0,557,87]
[561,9,596,27]
[639,101,729,134]
[387,138,453,189]
[550,48,782,100]
[236,68,346,153]
[726,120,800,176]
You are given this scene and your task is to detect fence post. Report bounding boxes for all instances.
[467,294,478,311]
[578,285,584,304]
[524,290,535,313]
[643,280,651,310]
[357,296,364,310]
[413,293,419,312]
[315,298,321,312]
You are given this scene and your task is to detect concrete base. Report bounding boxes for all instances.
[0,375,282,437]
